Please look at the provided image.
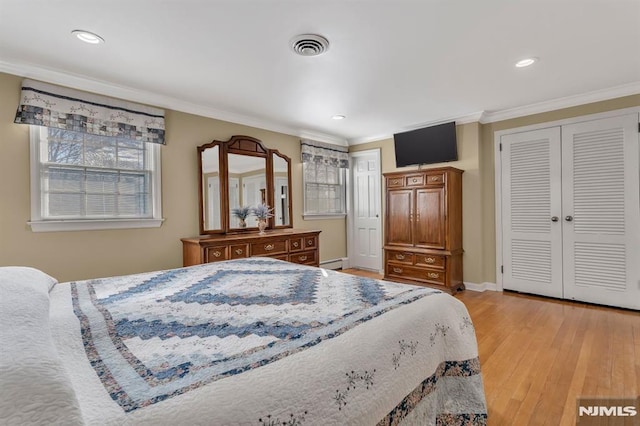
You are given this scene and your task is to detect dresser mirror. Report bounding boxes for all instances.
[198,135,293,235]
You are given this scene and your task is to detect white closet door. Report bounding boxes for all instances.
[502,127,564,297]
[561,114,640,310]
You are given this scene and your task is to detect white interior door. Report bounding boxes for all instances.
[501,127,564,298]
[349,150,382,271]
[561,114,640,310]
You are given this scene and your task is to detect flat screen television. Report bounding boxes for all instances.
[393,121,458,167]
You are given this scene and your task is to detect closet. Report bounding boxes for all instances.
[500,112,639,310]
[383,167,464,293]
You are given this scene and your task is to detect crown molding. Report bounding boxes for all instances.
[0,60,347,145]
[347,110,486,146]
[481,81,640,124]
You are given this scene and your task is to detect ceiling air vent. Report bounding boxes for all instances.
[291,34,330,56]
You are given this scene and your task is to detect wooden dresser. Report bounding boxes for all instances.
[181,229,321,267]
[383,167,463,293]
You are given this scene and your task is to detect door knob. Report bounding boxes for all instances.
[551,216,559,222]
[565,215,573,222]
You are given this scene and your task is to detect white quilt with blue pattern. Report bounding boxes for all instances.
[45,258,487,425]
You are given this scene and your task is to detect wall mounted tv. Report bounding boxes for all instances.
[393,121,458,167]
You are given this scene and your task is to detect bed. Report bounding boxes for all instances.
[0,258,487,425]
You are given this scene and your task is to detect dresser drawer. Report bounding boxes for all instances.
[386,250,414,265]
[251,239,287,256]
[304,235,317,249]
[289,250,317,265]
[289,237,304,252]
[405,174,425,187]
[230,244,249,259]
[204,245,228,263]
[386,264,446,285]
[414,254,445,269]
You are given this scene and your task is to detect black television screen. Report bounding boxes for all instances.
[393,122,458,167]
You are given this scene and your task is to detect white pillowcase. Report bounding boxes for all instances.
[0,267,84,425]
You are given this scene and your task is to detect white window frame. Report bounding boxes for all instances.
[28,126,164,232]
[302,161,347,220]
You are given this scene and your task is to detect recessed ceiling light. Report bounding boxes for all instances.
[332,115,346,120]
[515,57,537,68]
[71,30,104,44]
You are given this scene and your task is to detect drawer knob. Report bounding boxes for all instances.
[307,240,313,246]
[425,257,435,264]
[431,176,440,181]
[412,178,418,183]
[299,255,307,261]
[235,249,243,255]
[293,241,299,248]
[393,267,403,274]
[212,251,222,258]
[395,254,405,260]
[264,244,275,251]
[393,179,400,184]
[427,272,439,279]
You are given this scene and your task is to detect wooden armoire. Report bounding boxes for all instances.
[383,166,464,293]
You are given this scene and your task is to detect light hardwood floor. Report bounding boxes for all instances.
[341,268,640,425]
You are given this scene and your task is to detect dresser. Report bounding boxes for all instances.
[181,229,321,267]
[383,167,463,293]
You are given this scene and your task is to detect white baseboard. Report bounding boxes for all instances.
[464,281,498,292]
[320,258,349,270]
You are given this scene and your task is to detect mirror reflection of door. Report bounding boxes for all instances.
[201,145,221,231]
[228,153,266,229]
[228,177,240,228]
[273,153,290,226]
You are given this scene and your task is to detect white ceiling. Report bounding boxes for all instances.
[1,0,639,145]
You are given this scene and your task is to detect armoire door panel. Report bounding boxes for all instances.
[414,188,445,249]
[501,127,564,298]
[386,189,413,246]
[561,113,640,310]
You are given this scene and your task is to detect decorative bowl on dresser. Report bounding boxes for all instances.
[383,166,464,294]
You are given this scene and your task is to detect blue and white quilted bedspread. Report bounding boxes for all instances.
[47,257,486,425]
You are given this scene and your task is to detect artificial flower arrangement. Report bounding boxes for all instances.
[251,203,274,234]
[231,205,251,227]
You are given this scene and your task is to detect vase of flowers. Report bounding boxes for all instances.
[231,206,251,228]
[252,203,274,235]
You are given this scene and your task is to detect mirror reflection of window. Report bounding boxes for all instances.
[201,145,221,230]
[228,153,266,229]
[273,154,289,226]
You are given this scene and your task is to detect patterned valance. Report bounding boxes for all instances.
[14,79,166,145]
[301,139,349,168]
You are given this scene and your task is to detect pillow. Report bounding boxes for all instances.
[0,267,84,425]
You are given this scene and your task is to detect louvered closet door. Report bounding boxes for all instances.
[502,127,563,298]
[561,114,640,310]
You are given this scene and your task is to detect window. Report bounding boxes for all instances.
[301,138,348,219]
[29,126,163,231]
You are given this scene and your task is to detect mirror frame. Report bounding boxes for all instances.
[198,135,293,235]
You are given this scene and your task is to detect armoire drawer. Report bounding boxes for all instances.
[406,174,425,186]
[425,173,445,185]
[387,176,405,188]
[251,239,287,256]
[386,264,446,285]
[385,250,414,265]
[414,254,445,269]
[304,235,317,249]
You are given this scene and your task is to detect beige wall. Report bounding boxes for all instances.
[0,72,346,282]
